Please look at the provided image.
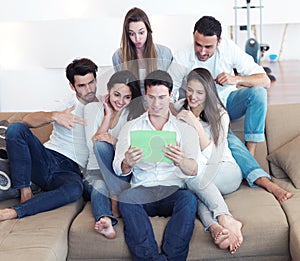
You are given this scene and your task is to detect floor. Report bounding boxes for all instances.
[262,60,300,105]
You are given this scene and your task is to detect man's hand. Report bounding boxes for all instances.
[121,146,143,174]
[164,144,184,166]
[124,147,143,168]
[215,72,270,89]
[52,104,86,130]
[164,144,198,176]
[215,72,238,86]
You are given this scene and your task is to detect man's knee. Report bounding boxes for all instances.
[62,179,84,202]
[6,122,28,140]
[179,190,197,212]
[250,87,267,104]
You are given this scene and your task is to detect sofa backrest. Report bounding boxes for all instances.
[0,112,53,144]
[2,104,299,178]
[265,103,300,179]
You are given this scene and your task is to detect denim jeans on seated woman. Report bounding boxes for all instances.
[93,141,131,196]
[85,169,118,225]
[88,141,131,224]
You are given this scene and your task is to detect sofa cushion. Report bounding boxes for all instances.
[267,135,300,188]
[0,198,84,261]
[68,185,290,261]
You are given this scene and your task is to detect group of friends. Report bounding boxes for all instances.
[0,7,293,261]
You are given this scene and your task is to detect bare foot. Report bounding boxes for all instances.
[94,216,116,239]
[218,215,243,254]
[255,177,293,203]
[111,196,120,218]
[0,208,18,222]
[20,187,33,203]
[209,223,229,247]
[271,184,293,203]
[226,231,240,254]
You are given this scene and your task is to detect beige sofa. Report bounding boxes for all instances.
[0,103,300,261]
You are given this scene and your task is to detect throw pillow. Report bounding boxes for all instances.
[267,135,300,188]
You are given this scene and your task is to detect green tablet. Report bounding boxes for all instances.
[130,130,177,163]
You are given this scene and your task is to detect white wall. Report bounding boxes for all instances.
[0,0,299,111]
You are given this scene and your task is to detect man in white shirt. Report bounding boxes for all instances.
[168,16,292,203]
[113,70,199,261]
[0,58,99,222]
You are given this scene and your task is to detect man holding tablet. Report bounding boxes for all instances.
[113,70,200,261]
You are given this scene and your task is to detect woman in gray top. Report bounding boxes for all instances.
[112,7,173,100]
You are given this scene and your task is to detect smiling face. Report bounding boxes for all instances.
[108,83,132,111]
[146,84,171,120]
[128,21,148,49]
[186,79,206,110]
[193,31,220,62]
[71,73,97,105]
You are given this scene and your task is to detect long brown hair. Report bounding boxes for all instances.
[184,68,227,145]
[121,7,157,79]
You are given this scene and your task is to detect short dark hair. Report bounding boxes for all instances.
[193,16,222,40]
[66,58,98,85]
[144,70,173,94]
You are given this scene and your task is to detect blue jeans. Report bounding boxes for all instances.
[119,186,197,261]
[5,122,83,218]
[226,86,267,142]
[87,141,131,225]
[94,141,131,195]
[84,170,118,226]
[227,131,270,187]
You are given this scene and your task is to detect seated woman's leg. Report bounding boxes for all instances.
[94,141,131,196]
[213,162,243,195]
[91,179,118,239]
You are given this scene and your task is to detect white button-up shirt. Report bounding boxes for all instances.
[113,111,202,188]
[168,37,265,105]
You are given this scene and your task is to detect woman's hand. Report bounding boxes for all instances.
[93,132,117,145]
[101,94,114,118]
[176,110,198,128]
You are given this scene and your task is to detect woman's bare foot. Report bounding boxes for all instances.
[218,215,243,254]
[209,223,229,247]
[111,196,120,218]
[20,187,33,203]
[272,185,293,203]
[255,177,293,203]
[94,216,116,239]
[0,208,18,222]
